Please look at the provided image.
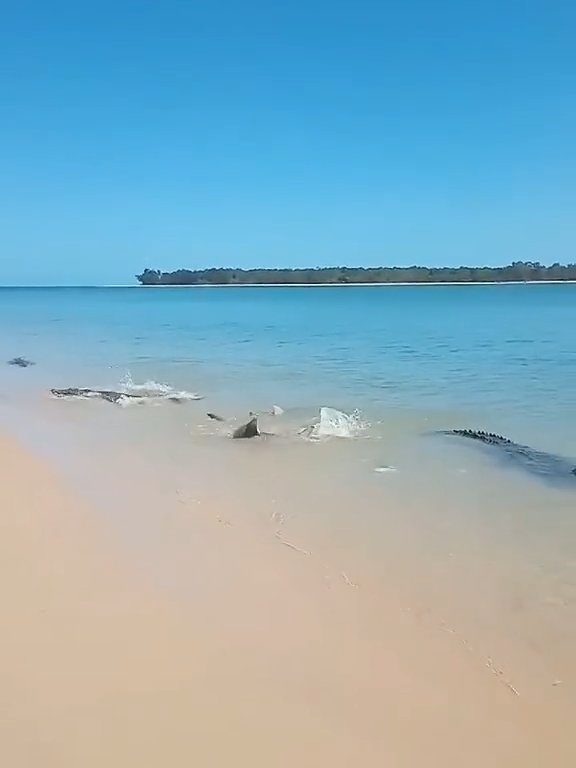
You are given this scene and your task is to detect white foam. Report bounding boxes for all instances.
[118,373,203,403]
[302,407,368,440]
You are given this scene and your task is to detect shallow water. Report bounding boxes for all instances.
[1,283,575,417]
[1,284,575,703]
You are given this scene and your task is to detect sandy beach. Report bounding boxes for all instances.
[0,431,573,767]
[3,0,575,760]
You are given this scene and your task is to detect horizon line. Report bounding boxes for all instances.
[3,279,576,289]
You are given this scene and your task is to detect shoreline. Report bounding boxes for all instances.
[1,428,575,766]
[135,279,576,287]
[2,279,576,288]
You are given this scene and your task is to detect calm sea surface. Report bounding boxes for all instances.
[1,284,575,698]
[1,283,575,425]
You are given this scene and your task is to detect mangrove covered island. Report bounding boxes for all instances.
[136,263,576,285]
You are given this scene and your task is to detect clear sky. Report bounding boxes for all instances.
[1,1,575,284]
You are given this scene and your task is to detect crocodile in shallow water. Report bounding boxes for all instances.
[442,429,576,487]
[50,387,186,404]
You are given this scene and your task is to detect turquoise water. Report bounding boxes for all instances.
[1,284,576,435]
[1,284,576,696]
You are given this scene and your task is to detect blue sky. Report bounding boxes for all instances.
[1,1,575,284]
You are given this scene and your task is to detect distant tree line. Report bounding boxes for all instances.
[136,262,576,286]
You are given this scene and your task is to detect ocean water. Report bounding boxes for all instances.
[1,283,576,418]
[1,284,576,699]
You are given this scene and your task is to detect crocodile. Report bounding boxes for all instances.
[442,429,576,486]
[50,387,186,404]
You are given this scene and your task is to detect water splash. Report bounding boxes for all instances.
[117,373,203,404]
[301,407,368,440]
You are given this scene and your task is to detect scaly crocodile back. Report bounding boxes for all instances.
[449,429,513,446]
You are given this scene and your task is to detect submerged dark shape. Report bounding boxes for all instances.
[50,387,185,404]
[232,416,260,439]
[442,429,576,486]
[8,357,35,367]
[51,387,138,403]
[207,412,226,421]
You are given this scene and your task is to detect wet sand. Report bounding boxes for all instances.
[1,432,574,767]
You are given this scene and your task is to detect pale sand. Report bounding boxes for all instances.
[1,433,573,767]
